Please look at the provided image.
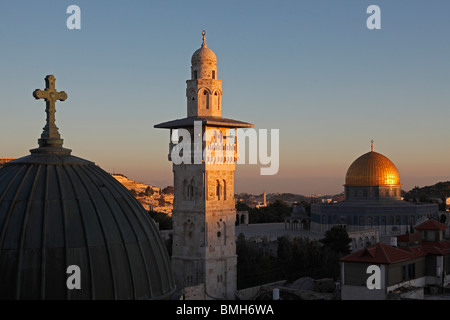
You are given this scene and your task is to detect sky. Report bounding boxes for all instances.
[1,0,450,195]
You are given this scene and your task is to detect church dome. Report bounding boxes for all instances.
[0,75,175,300]
[191,31,217,66]
[345,150,401,187]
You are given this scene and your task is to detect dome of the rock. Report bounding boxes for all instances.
[345,151,401,187]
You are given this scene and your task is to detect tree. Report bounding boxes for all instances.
[145,186,154,196]
[161,186,174,195]
[148,210,173,230]
[158,195,166,206]
[129,189,138,198]
[320,225,352,256]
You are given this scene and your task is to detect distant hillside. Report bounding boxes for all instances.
[404,181,450,202]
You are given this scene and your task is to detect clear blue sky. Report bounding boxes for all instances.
[1,0,450,195]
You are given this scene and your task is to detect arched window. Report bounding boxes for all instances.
[204,90,209,109]
[199,89,209,110]
[216,180,221,200]
[188,185,194,200]
[223,179,227,201]
[214,91,220,110]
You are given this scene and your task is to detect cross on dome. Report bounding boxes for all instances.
[32,75,69,153]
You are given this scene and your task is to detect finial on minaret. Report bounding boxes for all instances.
[31,75,71,154]
[371,140,374,152]
[202,30,207,48]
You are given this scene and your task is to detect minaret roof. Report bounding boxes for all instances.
[191,30,217,66]
[154,115,254,129]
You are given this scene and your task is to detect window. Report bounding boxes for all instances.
[204,90,209,109]
[402,263,416,281]
[193,70,198,79]
[216,180,221,200]
[212,70,216,79]
[223,179,227,201]
[408,263,415,279]
[188,185,194,200]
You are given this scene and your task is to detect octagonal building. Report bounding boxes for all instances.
[311,145,438,240]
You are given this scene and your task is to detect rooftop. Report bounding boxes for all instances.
[415,219,447,231]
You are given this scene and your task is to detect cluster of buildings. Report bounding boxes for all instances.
[111,174,174,215]
[341,219,450,300]
[0,158,15,166]
[0,32,448,301]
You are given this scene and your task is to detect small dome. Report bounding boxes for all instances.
[191,30,217,66]
[191,47,217,66]
[345,151,400,186]
[292,205,306,217]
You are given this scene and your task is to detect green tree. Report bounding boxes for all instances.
[320,225,352,256]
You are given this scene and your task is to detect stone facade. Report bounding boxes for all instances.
[311,201,439,237]
[155,32,253,300]
[171,162,237,299]
[348,228,379,252]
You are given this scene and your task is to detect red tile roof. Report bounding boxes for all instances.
[342,219,450,264]
[415,219,448,231]
[421,240,450,255]
[397,232,421,243]
[340,242,426,264]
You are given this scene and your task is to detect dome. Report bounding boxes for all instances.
[292,205,306,217]
[345,151,401,187]
[191,47,217,65]
[191,31,217,66]
[0,75,175,300]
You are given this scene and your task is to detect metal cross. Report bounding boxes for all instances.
[33,75,67,143]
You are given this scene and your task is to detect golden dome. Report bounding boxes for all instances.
[345,151,401,186]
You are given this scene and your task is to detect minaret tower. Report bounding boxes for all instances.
[187,30,223,117]
[155,31,253,299]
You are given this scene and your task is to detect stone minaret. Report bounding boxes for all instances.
[155,31,253,300]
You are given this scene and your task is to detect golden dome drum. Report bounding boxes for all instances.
[345,151,401,186]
